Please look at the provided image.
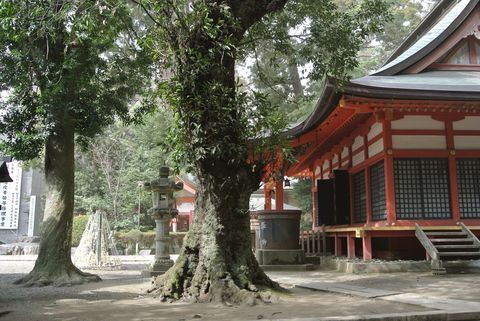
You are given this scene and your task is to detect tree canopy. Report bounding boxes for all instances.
[0,0,153,159]
[133,0,391,303]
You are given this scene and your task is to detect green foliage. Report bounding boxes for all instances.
[137,0,391,183]
[0,0,155,161]
[115,229,155,249]
[244,0,438,124]
[292,178,313,230]
[72,215,89,247]
[74,110,172,223]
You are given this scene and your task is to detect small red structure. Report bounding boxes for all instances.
[174,176,196,232]
[281,0,480,261]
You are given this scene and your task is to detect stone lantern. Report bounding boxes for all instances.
[143,166,183,276]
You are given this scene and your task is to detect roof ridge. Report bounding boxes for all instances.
[373,0,479,76]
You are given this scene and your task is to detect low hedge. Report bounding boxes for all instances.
[114,230,187,253]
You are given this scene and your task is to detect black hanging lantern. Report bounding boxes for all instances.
[0,162,13,183]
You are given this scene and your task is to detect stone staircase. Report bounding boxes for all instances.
[415,223,480,274]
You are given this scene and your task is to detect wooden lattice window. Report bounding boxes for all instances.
[370,161,386,221]
[394,158,451,219]
[353,170,366,223]
[457,159,480,219]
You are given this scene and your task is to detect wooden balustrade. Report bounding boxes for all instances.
[300,228,327,256]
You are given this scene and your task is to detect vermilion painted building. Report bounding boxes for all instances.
[283,0,480,262]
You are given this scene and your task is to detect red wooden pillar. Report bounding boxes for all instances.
[445,120,461,222]
[334,234,342,257]
[382,118,396,224]
[347,234,356,259]
[275,180,284,210]
[189,210,194,226]
[264,186,272,210]
[362,233,372,261]
[311,170,317,228]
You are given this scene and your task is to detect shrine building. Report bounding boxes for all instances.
[282,0,480,262]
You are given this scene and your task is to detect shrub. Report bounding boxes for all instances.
[72,215,90,247]
[114,229,156,249]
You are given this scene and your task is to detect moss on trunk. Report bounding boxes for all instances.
[15,119,100,287]
[149,167,281,304]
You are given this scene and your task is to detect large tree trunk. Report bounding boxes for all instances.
[15,119,100,287]
[149,0,288,303]
[150,166,280,304]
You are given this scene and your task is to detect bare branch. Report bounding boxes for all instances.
[129,0,161,26]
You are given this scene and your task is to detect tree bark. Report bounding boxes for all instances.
[15,118,100,287]
[150,165,280,304]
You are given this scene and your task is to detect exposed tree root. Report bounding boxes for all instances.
[14,264,100,287]
[148,244,284,305]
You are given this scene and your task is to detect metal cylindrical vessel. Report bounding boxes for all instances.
[257,210,302,250]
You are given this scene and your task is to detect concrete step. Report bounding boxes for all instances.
[436,244,480,249]
[425,231,466,236]
[430,238,473,243]
[438,252,480,257]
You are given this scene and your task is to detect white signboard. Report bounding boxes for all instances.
[27,195,36,236]
[0,161,22,229]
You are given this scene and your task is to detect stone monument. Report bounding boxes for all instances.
[142,166,183,277]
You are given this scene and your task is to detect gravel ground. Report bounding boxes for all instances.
[0,256,452,321]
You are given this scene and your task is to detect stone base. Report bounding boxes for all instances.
[141,259,174,278]
[141,270,169,277]
[255,249,305,265]
[261,264,315,271]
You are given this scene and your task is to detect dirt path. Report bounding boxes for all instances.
[0,258,432,321]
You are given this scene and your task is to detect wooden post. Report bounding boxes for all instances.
[347,234,355,259]
[275,180,284,210]
[96,211,102,265]
[362,233,372,261]
[317,230,321,255]
[446,120,461,221]
[382,118,396,224]
[264,187,272,210]
[306,230,311,255]
[301,232,305,251]
[334,234,342,257]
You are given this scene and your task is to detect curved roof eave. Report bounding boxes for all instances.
[286,78,341,139]
[374,0,479,76]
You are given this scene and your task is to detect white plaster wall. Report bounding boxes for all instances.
[352,135,364,151]
[392,135,446,149]
[454,136,480,150]
[352,152,365,167]
[322,171,330,180]
[392,115,444,130]
[177,202,194,212]
[341,146,349,159]
[368,122,383,141]
[368,138,384,157]
[332,154,339,165]
[453,116,480,130]
[341,160,350,168]
[323,160,329,171]
[314,166,321,176]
